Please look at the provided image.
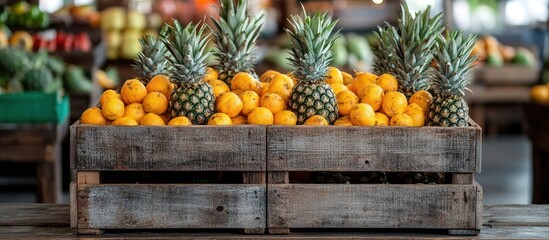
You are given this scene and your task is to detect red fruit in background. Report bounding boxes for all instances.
[73,33,91,52]
[48,39,56,52]
[55,31,74,52]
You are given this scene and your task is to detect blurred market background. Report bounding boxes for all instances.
[0,0,548,205]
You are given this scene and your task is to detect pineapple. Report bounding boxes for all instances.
[286,10,339,124]
[162,20,215,125]
[428,31,477,127]
[373,4,443,97]
[131,29,169,85]
[210,0,265,86]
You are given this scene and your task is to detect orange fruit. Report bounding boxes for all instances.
[123,103,146,122]
[121,79,148,104]
[341,71,353,85]
[381,91,407,118]
[349,103,376,126]
[207,113,232,125]
[204,67,218,82]
[146,75,173,99]
[260,82,270,97]
[260,70,280,83]
[216,92,243,118]
[267,74,294,102]
[208,79,231,98]
[405,103,425,127]
[273,110,297,125]
[376,73,398,93]
[336,90,359,116]
[247,107,274,125]
[168,116,192,126]
[326,67,343,85]
[390,113,414,127]
[261,93,286,114]
[334,115,353,126]
[330,83,348,95]
[80,107,107,125]
[238,91,260,116]
[350,72,377,93]
[143,92,168,115]
[140,113,165,126]
[231,115,248,125]
[101,98,125,121]
[358,84,384,111]
[530,85,549,103]
[99,89,122,107]
[231,72,260,93]
[304,115,329,125]
[111,116,138,126]
[374,112,389,126]
[409,90,433,112]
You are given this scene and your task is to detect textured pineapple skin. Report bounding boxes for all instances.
[170,82,215,125]
[428,97,469,127]
[289,82,338,125]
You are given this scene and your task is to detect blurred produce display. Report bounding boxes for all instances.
[530,82,549,104]
[472,35,537,67]
[0,1,50,30]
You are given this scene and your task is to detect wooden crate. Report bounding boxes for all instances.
[266,120,483,236]
[70,123,267,234]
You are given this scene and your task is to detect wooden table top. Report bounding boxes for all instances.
[0,204,548,239]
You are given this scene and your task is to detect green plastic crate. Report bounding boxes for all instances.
[0,91,70,123]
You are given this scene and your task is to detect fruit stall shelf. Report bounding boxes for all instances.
[524,102,549,204]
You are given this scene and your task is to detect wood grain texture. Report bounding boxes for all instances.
[267,124,480,172]
[268,184,482,229]
[71,123,266,171]
[77,184,266,229]
[0,204,69,226]
[484,205,549,227]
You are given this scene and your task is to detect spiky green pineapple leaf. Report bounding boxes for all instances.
[131,34,170,83]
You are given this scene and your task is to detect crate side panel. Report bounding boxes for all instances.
[77,184,266,229]
[268,184,479,229]
[73,125,266,171]
[267,126,479,172]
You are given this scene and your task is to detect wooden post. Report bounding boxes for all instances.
[36,143,62,203]
[268,172,290,235]
[75,171,102,235]
[243,171,266,234]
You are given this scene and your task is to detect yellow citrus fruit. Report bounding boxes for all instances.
[208,79,231,98]
[267,74,294,102]
[143,92,168,115]
[334,115,353,126]
[330,83,348,95]
[207,113,232,125]
[101,98,125,121]
[376,73,398,93]
[140,113,165,126]
[203,67,218,82]
[121,79,148,104]
[260,82,270,97]
[273,110,297,125]
[381,91,408,118]
[336,90,359,116]
[123,103,146,123]
[216,92,244,118]
[238,91,260,116]
[326,67,343,85]
[390,113,414,127]
[341,71,353,85]
[146,74,173,99]
[260,70,280,83]
[80,107,107,125]
[304,115,329,125]
[99,89,122,107]
[405,103,425,127]
[358,84,384,111]
[231,72,260,92]
[261,93,286,114]
[409,90,433,111]
[231,115,248,125]
[168,116,192,126]
[374,112,389,126]
[349,103,376,126]
[530,85,549,103]
[111,116,138,126]
[350,72,378,93]
[247,107,274,125]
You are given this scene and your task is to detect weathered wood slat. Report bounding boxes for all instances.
[77,184,266,229]
[268,183,482,229]
[484,205,549,227]
[0,204,69,226]
[267,124,481,172]
[71,123,266,171]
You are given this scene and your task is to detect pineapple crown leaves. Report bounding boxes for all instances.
[373,3,444,94]
[211,0,265,76]
[162,20,211,86]
[131,33,170,82]
[285,7,340,83]
[432,30,478,98]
